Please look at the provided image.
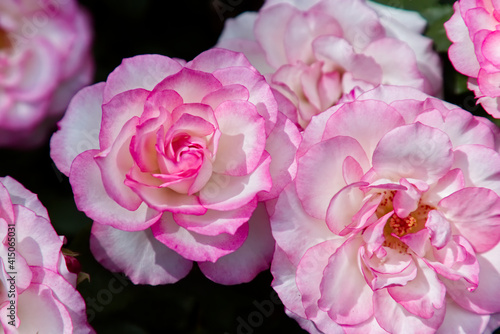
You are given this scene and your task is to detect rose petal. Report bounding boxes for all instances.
[103,55,182,103]
[212,100,266,176]
[30,267,94,334]
[95,115,142,211]
[296,239,344,324]
[15,205,62,272]
[90,223,192,285]
[259,112,301,201]
[444,241,500,314]
[70,150,161,231]
[50,83,104,176]
[322,99,405,161]
[13,284,72,333]
[254,3,298,68]
[199,152,272,211]
[439,187,500,253]
[153,68,222,104]
[452,145,500,195]
[393,178,421,218]
[198,203,275,284]
[318,237,374,326]
[187,48,254,73]
[173,199,257,236]
[270,184,335,266]
[99,88,149,149]
[437,299,489,334]
[151,213,249,263]
[271,245,307,318]
[387,258,446,319]
[296,136,370,220]
[372,123,454,184]
[373,288,446,334]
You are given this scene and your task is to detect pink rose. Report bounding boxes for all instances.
[445,0,500,118]
[50,49,300,285]
[217,0,442,128]
[0,176,94,333]
[0,0,93,148]
[271,85,500,333]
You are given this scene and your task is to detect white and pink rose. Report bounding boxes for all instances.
[50,49,300,285]
[217,0,442,128]
[271,85,500,333]
[0,0,93,147]
[0,176,94,333]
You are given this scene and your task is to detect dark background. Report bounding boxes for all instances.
[0,0,498,333]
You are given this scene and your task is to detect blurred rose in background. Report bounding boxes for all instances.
[0,0,93,148]
[217,0,442,129]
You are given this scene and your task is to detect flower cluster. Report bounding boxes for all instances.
[0,177,93,333]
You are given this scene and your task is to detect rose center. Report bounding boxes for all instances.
[169,134,206,164]
[376,191,434,253]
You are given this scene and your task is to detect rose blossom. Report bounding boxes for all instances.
[445,0,500,118]
[270,85,500,333]
[216,0,442,129]
[0,0,93,148]
[50,49,300,285]
[0,176,94,333]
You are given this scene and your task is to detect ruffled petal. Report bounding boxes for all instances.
[50,83,104,176]
[452,145,500,195]
[30,267,95,334]
[212,100,266,176]
[270,184,335,266]
[322,99,405,161]
[199,152,272,211]
[373,288,446,334]
[259,112,301,201]
[318,237,374,326]
[103,55,182,103]
[439,187,500,253]
[296,136,369,220]
[372,123,453,184]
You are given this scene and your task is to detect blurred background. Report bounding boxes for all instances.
[0,0,497,333]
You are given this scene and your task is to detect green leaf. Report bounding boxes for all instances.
[453,72,469,95]
[421,5,454,52]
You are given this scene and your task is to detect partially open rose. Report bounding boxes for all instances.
[217,0,442,128]
[51,49,300,285]
[271,85,500,333]
[0,176,94,333]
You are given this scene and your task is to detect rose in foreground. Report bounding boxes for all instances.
[51,49,300,285]
[445,0,500,118]
[0,176,93,333]
[217,0,442,128]
[271,85,500,333]
[0,0,93,148]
